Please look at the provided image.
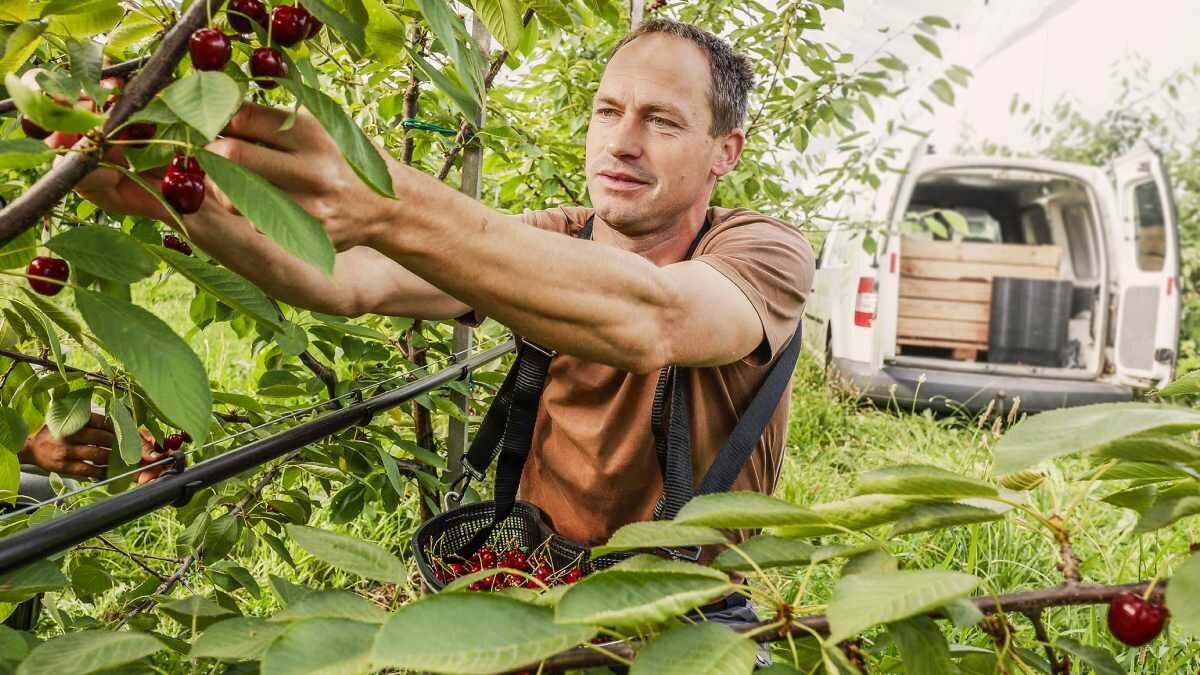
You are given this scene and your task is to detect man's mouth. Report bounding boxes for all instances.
[596,170,651,190]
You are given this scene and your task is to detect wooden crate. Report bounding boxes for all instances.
[897,237,1062,358]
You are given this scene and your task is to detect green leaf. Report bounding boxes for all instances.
[261,618,378,675]
[630,622,758,675]
[376,445,405,497]
[888,616,954,674]
[1167,552,1200,639]
[1088,461,1192,482]
[1159,369,1200,397]
[0,21,46,77]
[992,403,1200,475]
[373,593,596,674]
[673,491,824,528]
[854,465,996,499]
[403,44,482,122]
[203,512,240,562]
[929,79,954,106]
[942,598,984,628]
[45,387,92,438]
[280,80,395,198]
[712,535,815,572]
[1092,434,1200,464]
[298,0,366,55]
[470,0,525,51]
[160,595,237,630]
[0,138,54,170]
[66,37,103,101]
[0,406,28,454]
[20,287,84,342]
[46,227,157,284]
[286,524,407,583]
[107,394,141,465]
[826,570,980,643]
[191,617,287,661]
[889,502,1006,537]
[413,0,484,100]
[527,0,575,27]
[76,288,210,444]
[591,521,728,556]
[195,149,336,276]
[0,559,67,603]
[556,563,734,627]
[5,72,104,133]
[773,494,933,537]
[151,247,282,329]
[912,34,941,59]
[920,15,952,28]
[1133,487,1200,533]
[1052,638,1125,675]
[16,630,162,675]
[270,590,389,624]
[0,226,37,271]
[40,0,114,16]
[161,71,241,141]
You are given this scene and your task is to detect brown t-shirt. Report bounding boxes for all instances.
[459,206,815,549]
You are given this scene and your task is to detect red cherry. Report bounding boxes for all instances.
[26,256,69,296]
[296,5,322,38]
[168,154,204,178]
[20,116,49,139]
[162,234,194,256]
[163,433,189,450]
[250,47,287,89]
[270,5,309,47]
[448,563,466,578]
[533,564,552,581]
[115,122,156,149]
[227,0,268,34]
[181,431,192,443]
[1108,592,1168,646]
[467,581,482,592]
[565,568,584,584]
[188,28,232,71]
[161,171,205,214]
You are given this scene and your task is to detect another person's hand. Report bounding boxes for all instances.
[18,413,116,480]
[134,428,183,485]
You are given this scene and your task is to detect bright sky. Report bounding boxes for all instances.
[811,0,1200,154]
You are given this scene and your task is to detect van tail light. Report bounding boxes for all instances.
[854,276,878,327]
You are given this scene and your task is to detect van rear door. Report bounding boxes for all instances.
[1111,147,1180,388]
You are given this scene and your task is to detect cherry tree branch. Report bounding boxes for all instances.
[507,580,1169,673]
[0,0,228,246]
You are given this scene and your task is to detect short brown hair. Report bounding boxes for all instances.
[610,18,755,137]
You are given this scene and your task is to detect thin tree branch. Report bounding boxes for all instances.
[401,28,427,166]
[0,56,151,115]
[0,0,229,245]
[505,580,1169,673]
[298,350,339,403]
[1023,610,1065,675]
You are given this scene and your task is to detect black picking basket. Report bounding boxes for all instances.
[412,499,633,591]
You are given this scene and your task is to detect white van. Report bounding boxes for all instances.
[803,145,1180,413]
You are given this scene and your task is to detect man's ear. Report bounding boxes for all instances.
[712,128,746,178]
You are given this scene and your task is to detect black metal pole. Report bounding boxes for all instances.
[0,340,515,576]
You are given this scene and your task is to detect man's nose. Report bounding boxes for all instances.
[605,115,643,159]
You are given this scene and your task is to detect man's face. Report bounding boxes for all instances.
[585,34,736,234]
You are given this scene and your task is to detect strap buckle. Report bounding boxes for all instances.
[444,472,472,510]
[658,545,702,562]
[522,341,557,359]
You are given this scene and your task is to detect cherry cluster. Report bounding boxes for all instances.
[187,0,324,88]
[432,544,587,592]
[162,153,206,214]
[136,431,192,485]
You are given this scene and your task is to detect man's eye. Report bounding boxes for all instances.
[595,108,618,118]
[650,116,674,128]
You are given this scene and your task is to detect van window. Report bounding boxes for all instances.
[1132,179,1166,272]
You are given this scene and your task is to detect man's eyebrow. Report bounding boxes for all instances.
[593,95,688,121]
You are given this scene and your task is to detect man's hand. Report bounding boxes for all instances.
[202,103,397,251]
[18,414,116,480]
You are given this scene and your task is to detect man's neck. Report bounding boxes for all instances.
[595,204,710,267]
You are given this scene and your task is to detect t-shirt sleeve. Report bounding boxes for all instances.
[693,214,815,367]
[452,207,588,327]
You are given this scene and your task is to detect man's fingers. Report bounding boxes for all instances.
[86,412,114,432]
[63,443,109,464]
[221,103,302,151]
[67,427,115,449]
[62,460,105,480]
[204,137,312,192]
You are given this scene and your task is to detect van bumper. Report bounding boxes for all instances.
[830,358,1133,413]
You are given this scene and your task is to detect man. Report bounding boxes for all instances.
[77,18,813,575]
